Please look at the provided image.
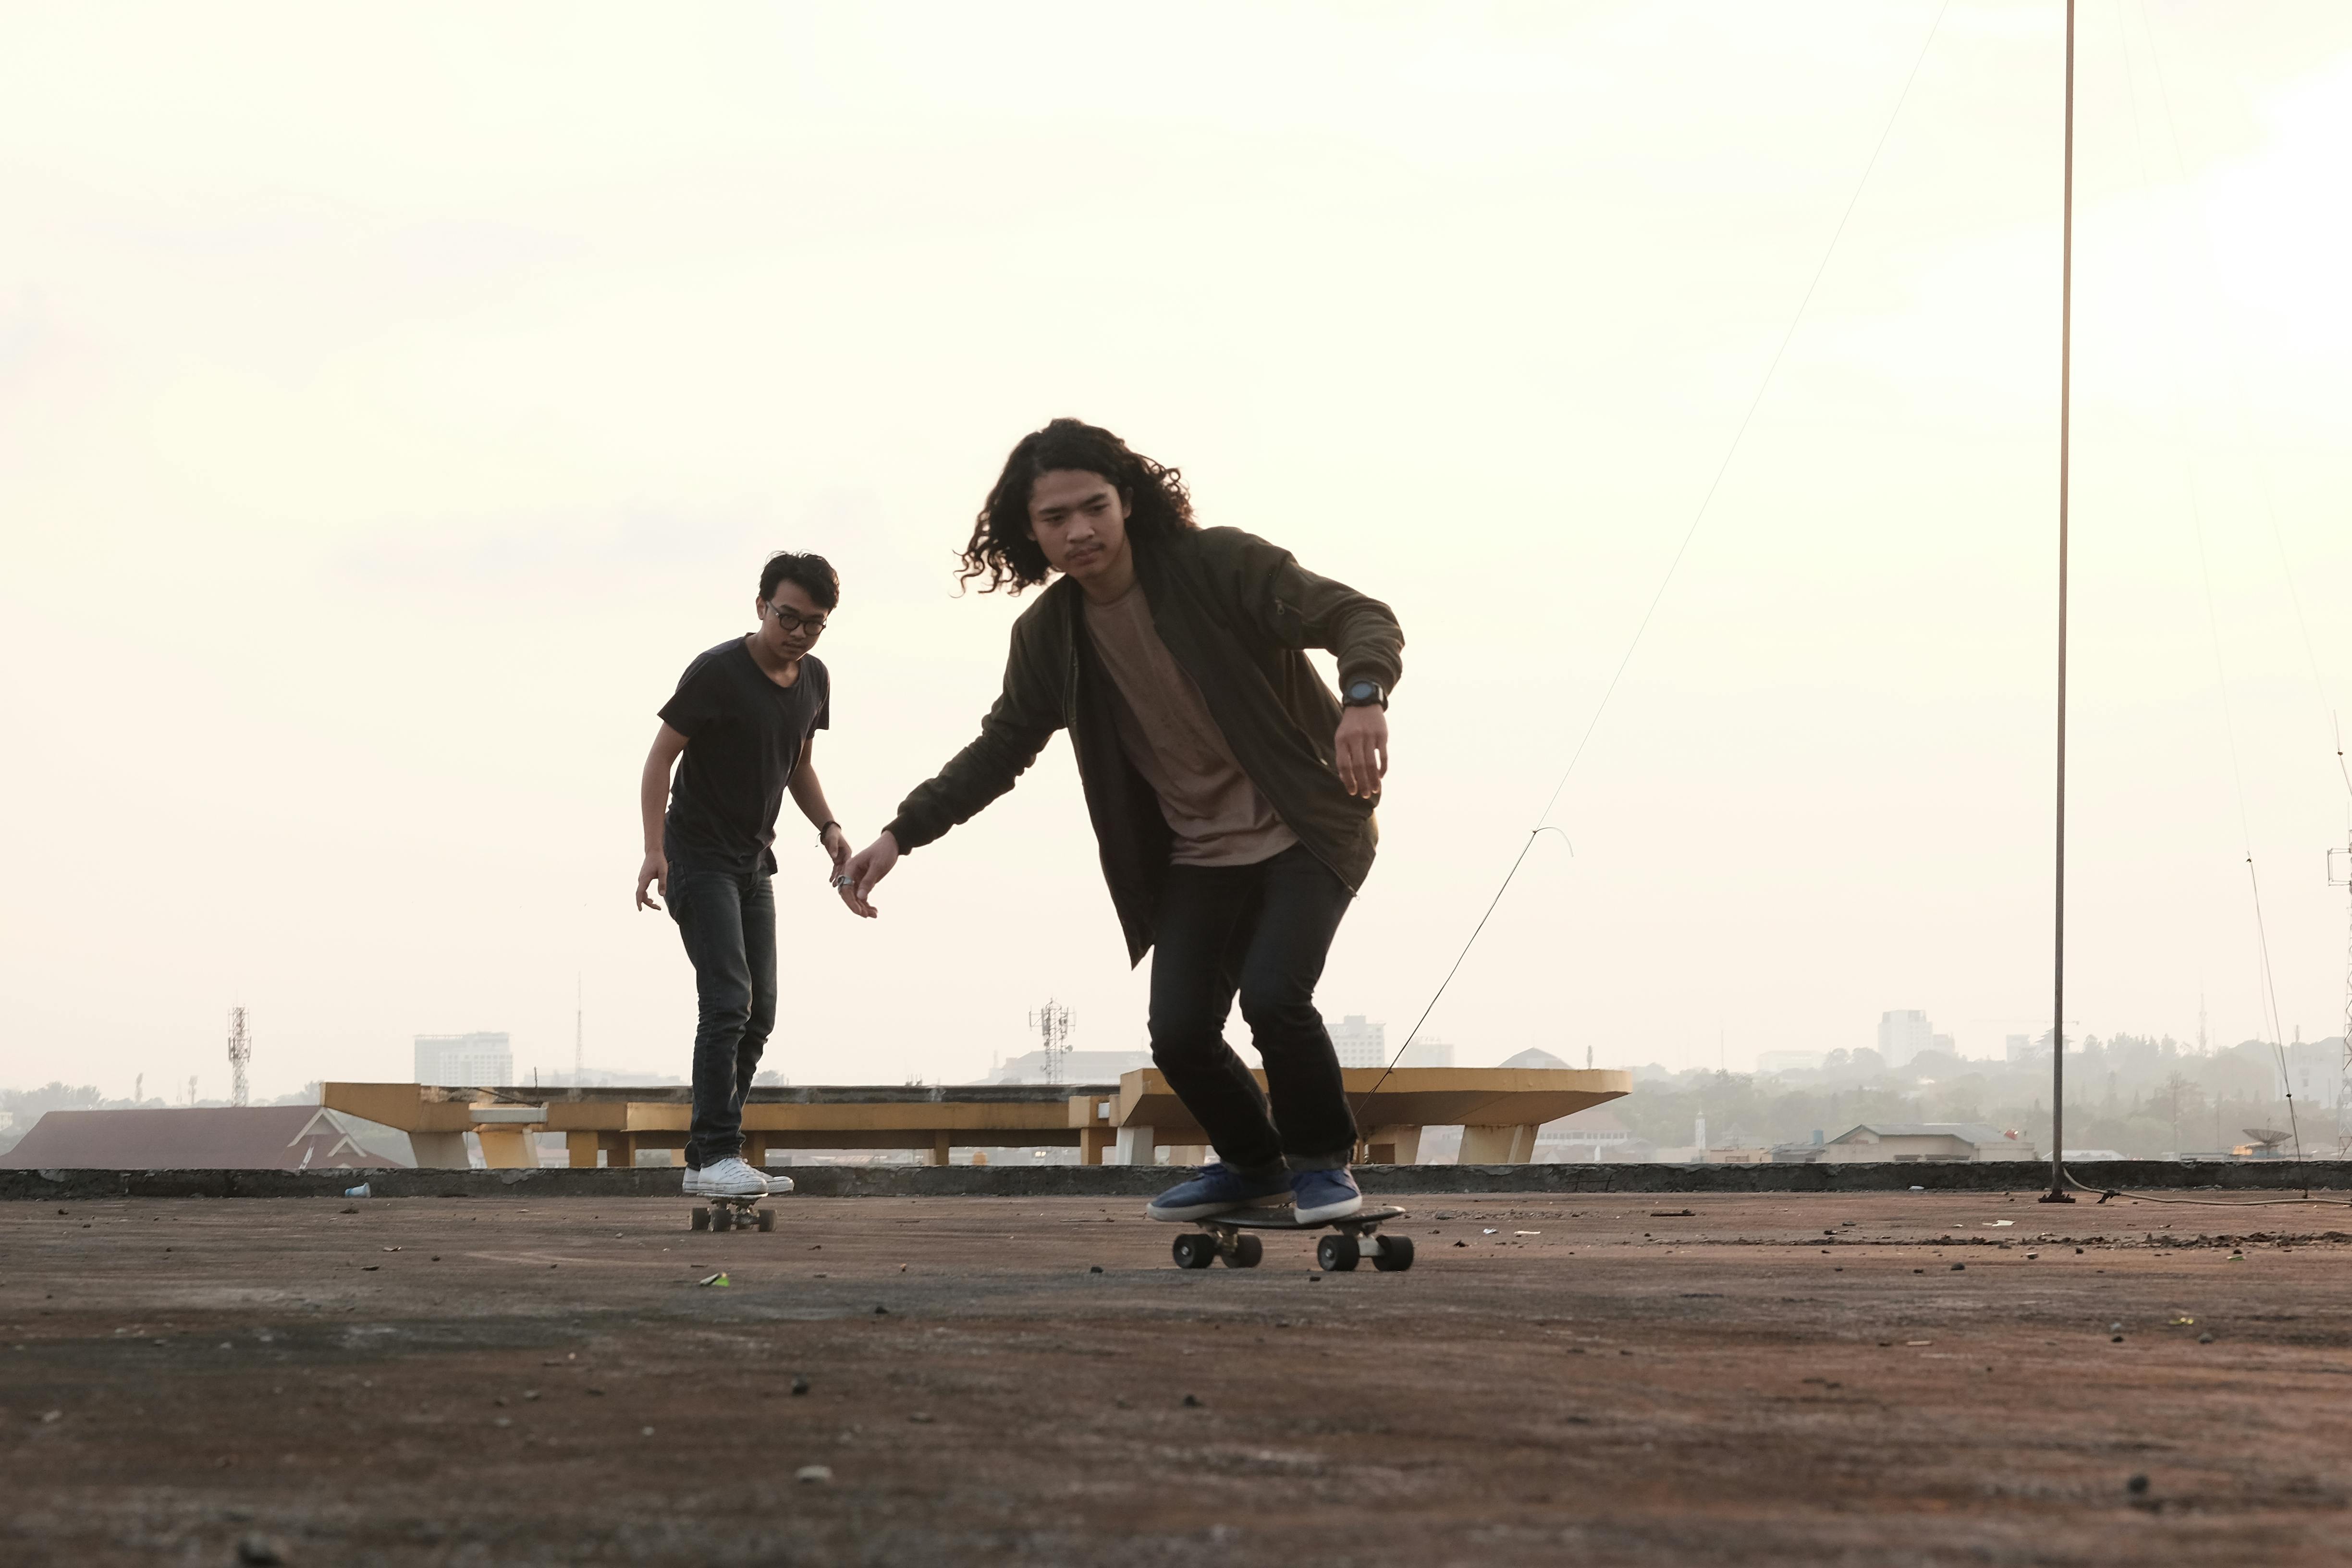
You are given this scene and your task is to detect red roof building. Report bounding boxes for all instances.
[0,1106,412,1171]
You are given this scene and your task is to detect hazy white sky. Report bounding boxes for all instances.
[3,2,2348,1100]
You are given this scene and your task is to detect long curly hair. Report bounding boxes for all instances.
[957,418,1198,594]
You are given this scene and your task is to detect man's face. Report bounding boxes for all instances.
[1025,468,1129,585]
[755,579,829,659]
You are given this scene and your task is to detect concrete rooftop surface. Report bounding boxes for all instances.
[2,1191,2348,1566]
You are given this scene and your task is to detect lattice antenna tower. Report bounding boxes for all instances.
[226,1005,252,1108]
[2329,840,2351,1156]
[1028,1000,1074,1086]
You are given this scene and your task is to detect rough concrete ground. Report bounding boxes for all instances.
[1,1191,2347,1566]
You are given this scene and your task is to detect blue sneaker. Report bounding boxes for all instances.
[1145,1162,1291,1222]
[1291,1166,1363,1225]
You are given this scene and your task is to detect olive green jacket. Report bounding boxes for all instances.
[883,526,1406,965]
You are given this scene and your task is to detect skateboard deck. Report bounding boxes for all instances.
[1154,1204,1415,1272]
[1186,1204,1406,1232]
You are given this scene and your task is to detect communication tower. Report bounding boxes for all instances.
[1028,1000,1074,1086]
[226,1006,252,1108]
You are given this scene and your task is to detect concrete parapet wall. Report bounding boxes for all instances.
[2,1160,2347,1201]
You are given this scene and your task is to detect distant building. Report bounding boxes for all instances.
[1329,1017,1452,1069]
[1331,1016,1384,1068]
[1877,1010,1935,1068]
[1757,1050,1824,1075]
[983,1049,1149,1085]
[1496,1047,1566,1070]
[1817,1123,2035,1163]
[414,1032,513,1086]
[0,1106,413,1171]
[1533,1106,1651,1162]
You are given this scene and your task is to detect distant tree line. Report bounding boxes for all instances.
[1610,1033,2341,1160]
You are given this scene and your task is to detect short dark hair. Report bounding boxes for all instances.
[958,418,1198,595]
[760,551,839,610]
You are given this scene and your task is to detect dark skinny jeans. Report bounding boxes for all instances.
[1147,843,1358,1171]
[668,866,776,1169]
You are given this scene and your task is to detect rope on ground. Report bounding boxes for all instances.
[2064,1169,2351,1210]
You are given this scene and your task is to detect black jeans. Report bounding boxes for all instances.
[669,866,776,1169]
[1148,843,1357,1170]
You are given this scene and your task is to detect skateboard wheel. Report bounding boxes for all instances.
[691,1208,710,1232]
[1226,1234,1263,1269]
[1316,1234,1360,1272]
[712,1206,733,1232]
[1172,1233,1217,1270]
[1372,1235,1415,1272]
[756,1208,776,1232]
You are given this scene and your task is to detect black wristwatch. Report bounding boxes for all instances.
[1342,679,1387,711]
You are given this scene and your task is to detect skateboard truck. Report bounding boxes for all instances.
[691,1195,776,1232]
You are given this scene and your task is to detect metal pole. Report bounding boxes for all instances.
[2043,0,2078,1204]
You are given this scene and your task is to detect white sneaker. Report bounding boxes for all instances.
[682,1168,701,1196]
[698,1157,769,1198]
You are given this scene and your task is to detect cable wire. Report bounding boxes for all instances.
[1350,0,1952,1127]
[2138,4,2307,1189]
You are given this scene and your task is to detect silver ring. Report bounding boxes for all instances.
[831,875,854,888]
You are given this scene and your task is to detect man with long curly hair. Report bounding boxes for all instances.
[837,419,1404,1224]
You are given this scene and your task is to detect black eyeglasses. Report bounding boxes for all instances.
[764,601,828,636]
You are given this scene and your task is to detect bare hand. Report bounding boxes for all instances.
[836,832,899,918]
[1334,705,1389,798]
[820,824,853,883]
[635,850,668,911]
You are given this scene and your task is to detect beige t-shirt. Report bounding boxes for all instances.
[1083,583,1298,867]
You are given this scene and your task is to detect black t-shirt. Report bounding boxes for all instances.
[659,639,831,876]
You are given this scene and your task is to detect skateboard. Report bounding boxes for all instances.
[686,1171,794,1232]
[1158,1204,1414,1272]
[689,1192,783,1232]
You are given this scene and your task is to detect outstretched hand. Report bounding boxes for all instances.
[836,831,899,918]
[1334,705,1388,798]
[820,823,852,880]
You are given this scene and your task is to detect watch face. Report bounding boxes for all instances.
[1348,681,1376,701]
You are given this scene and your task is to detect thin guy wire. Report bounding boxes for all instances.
[1352,1,1952,1126]
[2139,5,2303,1182]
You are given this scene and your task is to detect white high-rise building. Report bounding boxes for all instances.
[1330,1016,1385,1068]
[414,1032,514,1086]
[1327,1016,1454,1070]
[1877,1010,1935,1068]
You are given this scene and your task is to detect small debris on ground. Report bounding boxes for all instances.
[796,1465,833,1483]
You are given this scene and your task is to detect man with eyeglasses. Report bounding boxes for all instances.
[636,551,850,1200]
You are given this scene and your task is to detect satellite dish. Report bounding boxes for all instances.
[2243,1128,2292,1147]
